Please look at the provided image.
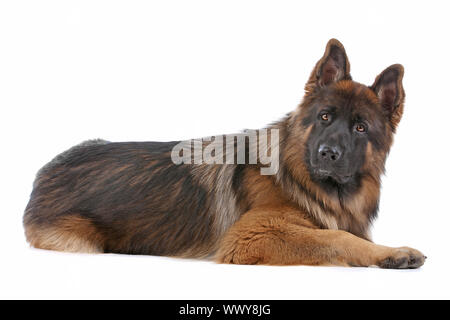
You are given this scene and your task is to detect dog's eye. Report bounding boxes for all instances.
[320,113,330,121]
[355,124,366,133]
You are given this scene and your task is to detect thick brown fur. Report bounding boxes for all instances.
[23,39,425,268]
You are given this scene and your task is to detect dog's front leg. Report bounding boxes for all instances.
[215,206,425,268]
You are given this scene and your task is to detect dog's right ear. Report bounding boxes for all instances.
[305,39,351,94]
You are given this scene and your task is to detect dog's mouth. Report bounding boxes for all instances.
[313,168,353,185]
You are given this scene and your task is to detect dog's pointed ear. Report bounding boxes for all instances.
[370,64,405,129]
[305,39,351,94]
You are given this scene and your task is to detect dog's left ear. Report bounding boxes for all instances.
[370,64,405,129]
[305,39,351,94]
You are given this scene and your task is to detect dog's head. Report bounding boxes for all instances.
[286,39,405,193]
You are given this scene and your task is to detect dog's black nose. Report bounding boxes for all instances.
[318,145,342,162]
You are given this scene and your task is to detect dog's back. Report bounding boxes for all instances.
[23,139,241,256]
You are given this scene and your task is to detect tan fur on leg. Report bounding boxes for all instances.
[25,215,103,253]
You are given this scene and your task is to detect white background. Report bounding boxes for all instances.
[0,0,449,299]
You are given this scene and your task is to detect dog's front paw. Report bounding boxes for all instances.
[378,247,426,269]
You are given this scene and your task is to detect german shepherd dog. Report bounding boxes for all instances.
[24,39,426,268]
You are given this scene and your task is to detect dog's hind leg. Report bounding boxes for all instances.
[24,214,104,253]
